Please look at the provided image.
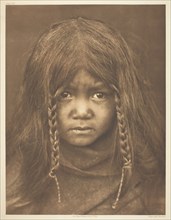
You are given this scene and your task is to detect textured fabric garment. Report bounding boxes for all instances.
[39,138,146,214]
[6,137,165,215]
[40,167,145,215]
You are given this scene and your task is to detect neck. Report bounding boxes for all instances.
[59,129,119,176]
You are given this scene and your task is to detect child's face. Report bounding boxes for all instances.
[57,70,116,147]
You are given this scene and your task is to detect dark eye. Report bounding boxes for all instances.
[92,92,106,100]
[60,91,72,100]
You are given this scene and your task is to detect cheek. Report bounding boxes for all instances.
[57,105,69,128]
[97,102,116,128]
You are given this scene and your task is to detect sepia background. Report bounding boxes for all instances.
[6,5,165,123]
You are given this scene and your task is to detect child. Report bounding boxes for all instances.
[6,17,165,215]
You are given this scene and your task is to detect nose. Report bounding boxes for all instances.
[71,99,93,120]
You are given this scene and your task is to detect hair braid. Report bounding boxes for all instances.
[112,92,133,209]
[48,93,61,202]
[115,94,132,166]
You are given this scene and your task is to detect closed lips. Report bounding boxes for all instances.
[69,127,94,134]
[71,127,93,130]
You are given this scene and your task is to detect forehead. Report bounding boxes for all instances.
[68,70,105,87]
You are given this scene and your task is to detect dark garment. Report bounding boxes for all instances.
[10,165,164,215]
[6,138,165,215]
[40,166,146,215]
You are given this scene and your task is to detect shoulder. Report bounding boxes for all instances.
[115,175,165,215]
[6,153,22,188]
[140,177,165,215]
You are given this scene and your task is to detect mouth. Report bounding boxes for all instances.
[69,127,95,134]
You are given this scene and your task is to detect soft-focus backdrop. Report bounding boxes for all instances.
[6,5,165,122]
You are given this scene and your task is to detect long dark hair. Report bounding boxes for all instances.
[7,17,165,213]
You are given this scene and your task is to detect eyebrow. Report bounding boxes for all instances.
[68,80,106,88]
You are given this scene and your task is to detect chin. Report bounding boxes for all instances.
[69,141,95,147]
[65,138,98,147]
